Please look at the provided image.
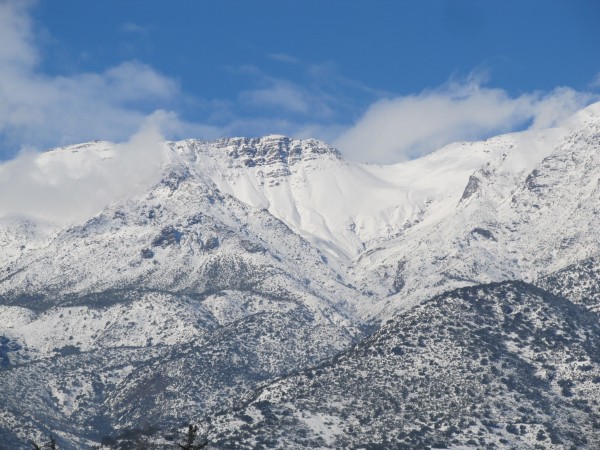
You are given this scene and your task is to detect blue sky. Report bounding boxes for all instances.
[1,0,599,162]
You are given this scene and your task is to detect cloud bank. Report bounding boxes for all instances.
[334,77,597,163]
[0,1,208,224]
[0,117,168,224]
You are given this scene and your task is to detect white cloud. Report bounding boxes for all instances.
[529,87,594,129]
[0,1,182,156]
[0,1,211,224]
[334,78,596,163]
[0,116,168,224]
[237,73,337,120]
[0,0,37,69]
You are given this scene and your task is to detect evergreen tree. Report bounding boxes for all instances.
[177,424,208,449]
[45,435,58,450]
[29,435,57,450]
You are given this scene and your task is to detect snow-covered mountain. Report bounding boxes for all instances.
[354,102,600,318]
[1,101,600,448]
[207,281,600,449]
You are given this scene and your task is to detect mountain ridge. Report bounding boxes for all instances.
[1,101,600,448]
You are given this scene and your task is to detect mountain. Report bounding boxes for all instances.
[0,144,366,448]
[538,255,600,313]
[206,281,600,449]
[1,101,600,448]
[353,102,600,318]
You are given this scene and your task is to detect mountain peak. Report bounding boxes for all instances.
[171,135,342,169]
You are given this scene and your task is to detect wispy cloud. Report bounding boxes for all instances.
[267,53,300,65]
[591,72,600,89]
[238,78,337,120]
[119,22,148,34]
[226,60,381,136]
[240,81,311,114]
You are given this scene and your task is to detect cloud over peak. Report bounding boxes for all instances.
[334,78,596,163]
[0,117,168,224]
[0,0,598,167]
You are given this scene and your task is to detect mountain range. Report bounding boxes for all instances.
[1,101,600,449]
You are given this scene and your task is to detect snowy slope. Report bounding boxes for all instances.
[173,134,525,261]
[207,281,600,449]
[3,105,595,311]
[0,153,366,448]
[0,155,366,352]
[353,102,600,318]
[538,254,600,313]
[161,107,598,319]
